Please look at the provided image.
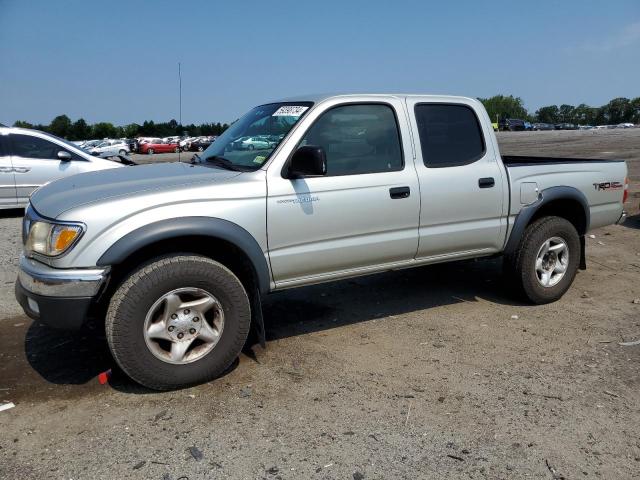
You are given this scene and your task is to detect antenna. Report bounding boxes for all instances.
[178,62,182,162]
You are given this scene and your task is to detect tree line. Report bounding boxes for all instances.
[478,95,640,125]
[12,115,230,140]
[11,95,640,140]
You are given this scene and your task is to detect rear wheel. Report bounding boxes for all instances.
[505,216,580,304]
[147,148,154,155]
[174,147,180,153]
[118,149,127,156]
[106,255,251,390]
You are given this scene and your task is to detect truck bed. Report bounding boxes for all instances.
[502,155,627,232]
[502,155,625,167]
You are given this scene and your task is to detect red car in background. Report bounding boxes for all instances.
[139,140,180,155]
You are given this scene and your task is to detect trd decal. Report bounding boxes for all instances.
[593,181,623,191]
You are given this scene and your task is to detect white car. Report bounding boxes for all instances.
[0,127,127,209]
[617,123,634,129]
[90,140,130,157]
[239,136,272,150]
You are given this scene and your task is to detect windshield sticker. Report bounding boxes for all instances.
[253,155,266,164]
[272,106,309,117]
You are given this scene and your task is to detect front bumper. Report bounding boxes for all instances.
[15,256,109,329]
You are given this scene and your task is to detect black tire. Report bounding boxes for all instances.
[174,147,180,153]
[504,216,580,304]
[248,144,254,150]
[119,149,127,156]
[105,255,251,390]
[197,146,204,152]
[147,148,154,155]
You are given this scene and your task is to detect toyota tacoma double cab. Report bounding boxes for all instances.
[15,94,628,390]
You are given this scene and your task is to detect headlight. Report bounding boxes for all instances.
[24,220,84,257]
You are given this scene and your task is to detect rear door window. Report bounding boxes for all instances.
[414,104,485,168]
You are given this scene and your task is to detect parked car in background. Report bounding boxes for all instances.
[0,126,126,208]
[618,123,634,129]
[524,121,533,131]
[555,123,577,130]
[499,118,525,131]
[139,139,180,154]
[179,137,197,151]
[90,139,130,157]
[125,138,139,153]
[234,135,273,150]
[188,137,214,152]
[81,139,102,151]
[533,123,555,131]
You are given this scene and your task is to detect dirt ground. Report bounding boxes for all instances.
[0,129,639,480]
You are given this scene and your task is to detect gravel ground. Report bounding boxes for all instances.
[0,129,639,479]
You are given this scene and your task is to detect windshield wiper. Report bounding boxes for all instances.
[204,155,251,172]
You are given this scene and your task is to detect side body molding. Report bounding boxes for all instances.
[97,217,271,294]
[504,186,590,256]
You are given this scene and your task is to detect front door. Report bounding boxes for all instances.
[267,101,420,287]
[9,133,79,205]
[0,134,17,208]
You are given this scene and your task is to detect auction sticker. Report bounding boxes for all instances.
[272,105,309,117]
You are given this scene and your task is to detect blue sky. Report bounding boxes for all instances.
[0,0,638,125]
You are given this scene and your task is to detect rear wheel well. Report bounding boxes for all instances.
[528,199,587,236]
[95,236,260,316]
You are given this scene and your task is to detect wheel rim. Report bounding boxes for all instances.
[143,287,225,364]
[535,236,569,287]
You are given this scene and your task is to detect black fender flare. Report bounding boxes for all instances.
[97,217,271,294]
[504,186,590,263]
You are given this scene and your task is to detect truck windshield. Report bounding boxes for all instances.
[200,102,313,171]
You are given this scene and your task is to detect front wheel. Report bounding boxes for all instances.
[505,216,580,304]
[106,255,251,390]
[147,148,154,155]
[174,147,180,153]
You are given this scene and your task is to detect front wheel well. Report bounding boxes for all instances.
[96,236,260,315]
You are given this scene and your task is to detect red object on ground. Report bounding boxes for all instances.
[98,369,112,385]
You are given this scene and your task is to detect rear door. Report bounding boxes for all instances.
[267,100,420,286]
[405,98,507,259]
[9,133,80,205]
[0,134,17,208]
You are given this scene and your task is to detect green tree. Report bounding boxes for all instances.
[630,97,640,124]
[123,123,140,138]
[478,95,529,122]
[49,114,72,138]
[535,106,559,123]
[13,120,34,129]
[603,97,631,124]
[70,118,91,140]
[558,104,575,123]
[91,122,118,139]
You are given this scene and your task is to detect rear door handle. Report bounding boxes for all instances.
[389,186,410,199]
[478,177,495,188]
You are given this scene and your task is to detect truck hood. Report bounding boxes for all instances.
[30,162,242,219]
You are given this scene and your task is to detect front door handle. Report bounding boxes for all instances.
[478,177,495,188]
[390,186,410,199]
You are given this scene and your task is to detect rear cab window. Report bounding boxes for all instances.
[414,104,486,168]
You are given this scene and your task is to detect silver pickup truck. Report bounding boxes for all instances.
[15,94,628,390]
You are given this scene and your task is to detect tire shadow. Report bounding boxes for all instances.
[20,257,523,394]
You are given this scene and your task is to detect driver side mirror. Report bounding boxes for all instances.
[57,150,72,162]
[287,145,327,178]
